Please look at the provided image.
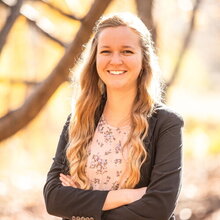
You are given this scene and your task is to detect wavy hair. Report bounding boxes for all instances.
[66,12,162,189]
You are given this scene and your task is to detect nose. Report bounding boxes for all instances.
[109,52,123,65]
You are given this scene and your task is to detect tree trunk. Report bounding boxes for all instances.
[135,0,157,43]
[0,0,112,142]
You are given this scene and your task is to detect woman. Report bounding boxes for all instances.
[43,12,184,220]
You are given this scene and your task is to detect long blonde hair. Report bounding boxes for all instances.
[66,12,162,189]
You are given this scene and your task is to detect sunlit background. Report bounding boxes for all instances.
[0,0,219,219]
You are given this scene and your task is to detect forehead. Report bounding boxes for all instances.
[97,26,140,47]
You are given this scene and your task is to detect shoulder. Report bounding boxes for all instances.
[61,113,72,132]
[61,113,72,142]
[152,103,184,128]
[66,113,72,124]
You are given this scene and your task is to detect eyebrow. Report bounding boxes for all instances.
[99,45,135,49]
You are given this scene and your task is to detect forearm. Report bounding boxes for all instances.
[103,113,184,219]
[102,189,128,210]
[44,170,109,219]
[102,187,147,211]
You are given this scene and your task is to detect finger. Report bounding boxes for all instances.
[60,173,70,180]
[61,181,68,186]
[60,176,76,187]
[59,176,71,186]
[60,173,77,187]
[60,174,72,183]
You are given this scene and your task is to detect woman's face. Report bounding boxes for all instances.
[96,26,142,92]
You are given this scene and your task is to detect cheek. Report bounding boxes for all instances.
[127,55,142,72]
[96,55,106,73]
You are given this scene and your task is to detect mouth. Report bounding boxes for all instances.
[107,70,127,75]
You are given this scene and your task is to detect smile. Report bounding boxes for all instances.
[107,70,127,75]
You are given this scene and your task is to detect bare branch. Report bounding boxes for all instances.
[0,0,112,141]
[25,18,67,48]
[0,77,40,86]
[0,0,24,54]
[166,0,202,88]
[135,0,157,43]
[1,0,67,48]
[0,77,71,86]
[0,0,8,7]
[37,0,82,21]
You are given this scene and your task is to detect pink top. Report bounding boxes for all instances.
[85,115,131,190]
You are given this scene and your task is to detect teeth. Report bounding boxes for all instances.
[108,70,125,75]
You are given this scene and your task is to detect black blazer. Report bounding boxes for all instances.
[43,102,184,220]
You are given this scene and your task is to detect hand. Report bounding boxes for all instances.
[59,173,78,187]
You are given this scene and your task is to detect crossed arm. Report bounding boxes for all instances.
[43,115,147,219]
[59,173,147,211]
[44,110,183,220]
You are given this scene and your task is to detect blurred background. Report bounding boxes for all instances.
[0,0,219,219]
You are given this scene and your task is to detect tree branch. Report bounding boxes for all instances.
[37,0,82,21]
[0,0,24,54]
[25,18,67,48]
[0,0,9,7]
[166,0,202,88]
[0,77,71,85]
[135,0,157,43]
[0,77,40,86]
[0,0,113,141]
[1,0,67,48]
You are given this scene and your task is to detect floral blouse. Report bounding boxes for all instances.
[85,115,131,190]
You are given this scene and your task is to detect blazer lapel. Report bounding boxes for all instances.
[144,114,157,145]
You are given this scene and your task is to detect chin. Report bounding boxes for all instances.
[106,85,130,92]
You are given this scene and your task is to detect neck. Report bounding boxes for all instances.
[103,87,137,127]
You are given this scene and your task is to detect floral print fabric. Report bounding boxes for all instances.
[85,115,131,190]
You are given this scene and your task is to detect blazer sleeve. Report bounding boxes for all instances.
[43,114,109,220]
[102,110,184,220]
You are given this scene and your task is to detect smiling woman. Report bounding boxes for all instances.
[43,12,184,220]
[96,26,142,92]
